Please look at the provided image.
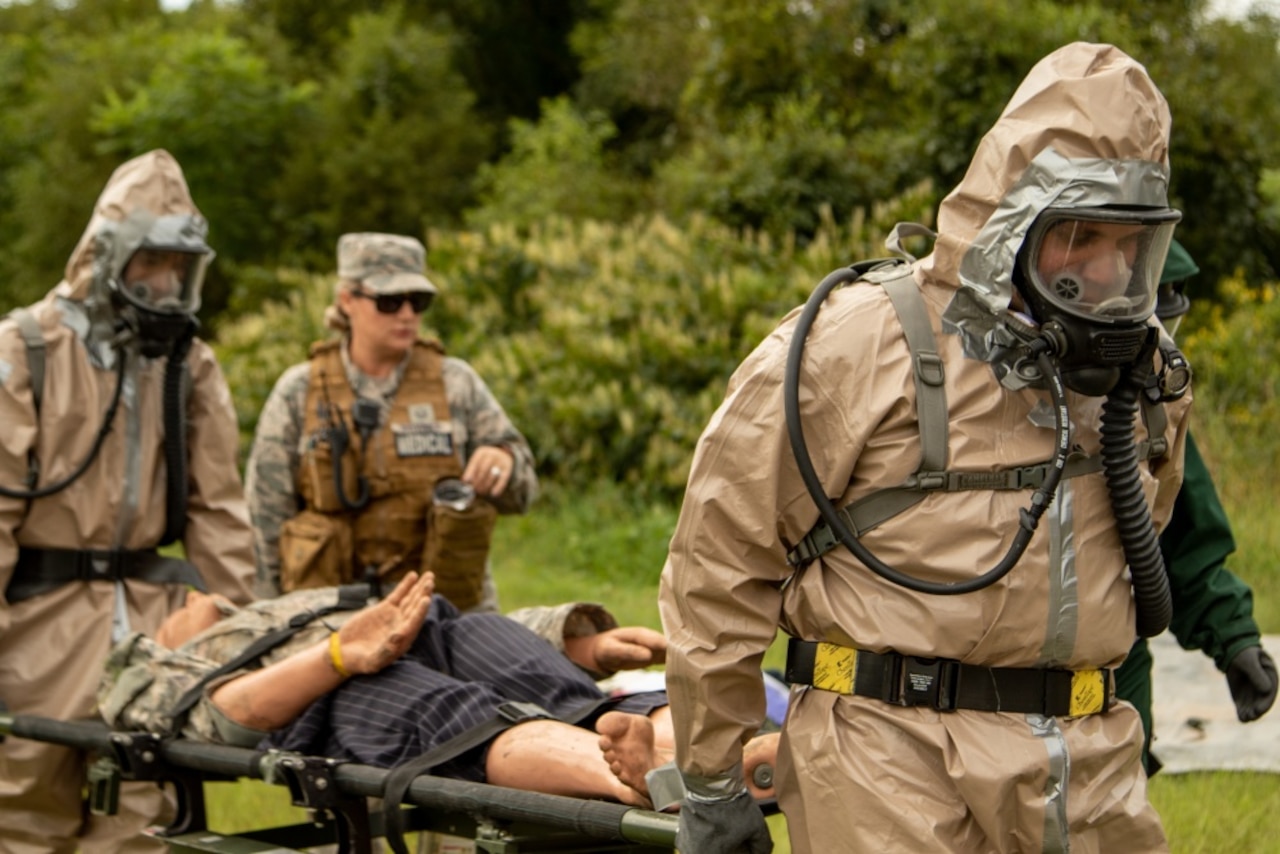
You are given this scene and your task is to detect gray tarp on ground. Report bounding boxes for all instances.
[1149,632,1280,775]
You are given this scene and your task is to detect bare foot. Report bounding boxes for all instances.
[596,711,670,800]
[597,715,780,807]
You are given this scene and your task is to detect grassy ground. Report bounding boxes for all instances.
[1190,413,1279,632]
[205,473,1277,851]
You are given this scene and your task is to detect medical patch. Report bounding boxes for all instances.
[392,422,454,457]
[408,403,436,424]
[0,358,11,386]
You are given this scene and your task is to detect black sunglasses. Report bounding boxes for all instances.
[352,289,434,314]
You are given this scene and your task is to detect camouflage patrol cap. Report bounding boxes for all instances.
[336,232,437,294]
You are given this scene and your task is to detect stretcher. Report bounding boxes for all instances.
[0,710,680,853]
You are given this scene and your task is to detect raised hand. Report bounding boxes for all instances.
[337,572,434,675]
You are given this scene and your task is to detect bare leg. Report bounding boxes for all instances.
[483,715,782,809]
[484,720,651,807]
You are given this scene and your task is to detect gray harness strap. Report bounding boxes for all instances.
[786,272,1169,568]
[883,274,948,473]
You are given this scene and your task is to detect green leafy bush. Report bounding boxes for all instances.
[467,96,644,229]
[655,93,899,238]
[1182,273,1280,483]
[213,268,332,458]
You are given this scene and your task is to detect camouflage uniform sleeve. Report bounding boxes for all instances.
[505,602,619,653]
[98,590,357,743]
[99,639,271,745]
[97,632,227,741]
[244,362,312,598]
[442,356,538,515]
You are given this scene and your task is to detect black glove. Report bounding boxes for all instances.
[677,789,773,854]
[1225,646,1278,723]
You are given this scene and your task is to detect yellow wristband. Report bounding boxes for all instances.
[328,632,351,678]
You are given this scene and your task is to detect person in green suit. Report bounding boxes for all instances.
[1115,239,1278,775]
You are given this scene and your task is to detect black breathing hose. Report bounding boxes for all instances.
[159,323,197,546]
[1099,346,1173,637]
[0,351,128,500]
[784,267,1070,595]
[787,266,1172,632]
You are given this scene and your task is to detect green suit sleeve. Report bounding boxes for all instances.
[1162,431,1261,670]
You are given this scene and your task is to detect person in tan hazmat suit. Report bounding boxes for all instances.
[0,150,256,852]
[658,43,1192,853]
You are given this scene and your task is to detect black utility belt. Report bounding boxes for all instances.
[785,638,1111,717]
[7,547,206,604]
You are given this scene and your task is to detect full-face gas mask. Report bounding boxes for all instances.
[1015,205,1181,396]
[107,213,213,358]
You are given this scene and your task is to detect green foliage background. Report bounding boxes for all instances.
[216,188,935,500]
[2,0,1279,322]
[2,2,1279,846]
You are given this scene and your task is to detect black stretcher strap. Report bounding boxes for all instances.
[168,583,372,723]
[382,695,619,854]
[6,546,206,604]
[785,638,1111,717]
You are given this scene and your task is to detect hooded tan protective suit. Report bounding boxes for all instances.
[660,44,1189,853]
[0,150,255,852]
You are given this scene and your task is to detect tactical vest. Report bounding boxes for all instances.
[279,339,495,608]
[787,263,1169,568]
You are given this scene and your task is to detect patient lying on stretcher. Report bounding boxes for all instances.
[97,572,778,808]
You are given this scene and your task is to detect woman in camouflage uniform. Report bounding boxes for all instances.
[246,233,537,610]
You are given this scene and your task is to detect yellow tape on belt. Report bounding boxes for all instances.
[1069,669,1106,716]
[811,642,857,694]
[812,641,1106,715]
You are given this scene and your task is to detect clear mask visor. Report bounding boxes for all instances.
[120,248,212,315]
[1025,207,1181,324]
